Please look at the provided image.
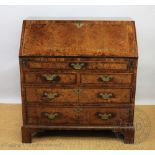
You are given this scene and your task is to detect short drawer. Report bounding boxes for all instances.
[24,72,76,85]
[27,106,78,125]
[25,87,78,103]
[79,107,130,125]
[26,60,130,71]
[80,73,132,85]
[27,106,130,126]
[79,88,131,104]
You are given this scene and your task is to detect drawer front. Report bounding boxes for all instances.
[79,88,131,104]
[25,87,131,104]
[79,107,130,125]
[24,72,76,85]
[27,106,129,126]
[84,62,128,70]
[80,73,132,85]
[27,61,130,71]
[25,87,78,103]
[27,106,78,125]
[28,62,69,69]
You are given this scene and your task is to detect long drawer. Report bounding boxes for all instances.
[25,87,131,104]
[27,106,130,126]
[26,60,131,71]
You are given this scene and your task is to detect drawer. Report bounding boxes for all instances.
[27,106,78,125]
[25,87,131,104]
[79,107,130,125]
[24,72,76,85]
[79,88,131,104]
[80,73,132,85]
[26,60,130,71]
[27,106,130,126]
[25,87,78,103]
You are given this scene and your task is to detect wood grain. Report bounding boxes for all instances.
[19,19,138,144]
[80,73,132,85]
[20,20,138,58]
[24,72,77,85]
[26,106,130,126]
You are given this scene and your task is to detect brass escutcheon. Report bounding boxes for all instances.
[75,21,84,28]
[74,107,83,113]
[73,88,81,95]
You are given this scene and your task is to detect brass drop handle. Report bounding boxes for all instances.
[42,74,60,81]
[69,62,86,70]
[98,93,113,99]
[98,75,113,82]
[96,112,114,120]
[43,92,59,100]
[42,112,60,120]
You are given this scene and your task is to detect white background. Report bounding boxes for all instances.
[0,5,155,104]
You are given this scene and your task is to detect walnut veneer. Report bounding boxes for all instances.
[19,19,138,143]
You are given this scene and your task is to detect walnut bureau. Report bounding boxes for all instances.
[19,19,138,143]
